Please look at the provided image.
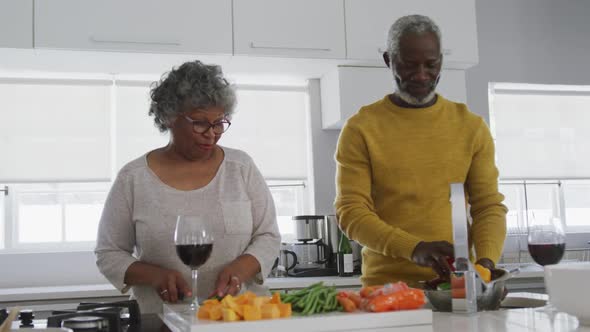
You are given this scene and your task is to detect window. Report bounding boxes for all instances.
[0,183,109,252]
[490,83,590,265]
[268,181,308,243]
[0,76,312,254]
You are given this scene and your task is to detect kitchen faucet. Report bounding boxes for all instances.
[450,183,478,313]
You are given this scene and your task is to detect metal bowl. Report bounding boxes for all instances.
[425,268,512,312]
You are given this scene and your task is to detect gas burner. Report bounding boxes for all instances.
[45,300,140,332]
[62,316,109,332]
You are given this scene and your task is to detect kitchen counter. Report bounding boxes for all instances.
[159,307,588,332]
[0,265,543,303]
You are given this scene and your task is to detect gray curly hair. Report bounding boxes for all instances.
[148,60,237,132]
[385,15,442,61]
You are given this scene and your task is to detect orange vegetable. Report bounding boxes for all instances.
[202,298,220,306]
[451,275,466,299]
[209,305,223,321]
[337,295,357,312]
[475,264,492,283]
[451,287,466,299]
[197,305,211,320]
[277,303,292,318]
[360,285,383,298]
[367,288,425,312]
[270,292,282,304]
[222,308,240,322]
[261,303,280,319]
[243,305,262,321]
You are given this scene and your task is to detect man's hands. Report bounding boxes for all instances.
[411,241,455,280]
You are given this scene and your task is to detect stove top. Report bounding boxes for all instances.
[7,300,141,332]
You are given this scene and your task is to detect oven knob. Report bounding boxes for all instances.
[19,309,35,327]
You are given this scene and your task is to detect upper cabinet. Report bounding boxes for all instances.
[345,0,478,68]
[0,0,33,48]
[34,0,232,54]
[233,0,345,59]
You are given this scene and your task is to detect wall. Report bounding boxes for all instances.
[466,0,590,122]
[312,0,590,213]
[309,79,340,215]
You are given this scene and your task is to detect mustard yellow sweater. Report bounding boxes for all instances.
[335,95,507,287]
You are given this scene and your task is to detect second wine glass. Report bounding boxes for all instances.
[527,215,566,266]
[174,215,214,311]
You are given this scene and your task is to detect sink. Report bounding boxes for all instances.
[500,292,547,308]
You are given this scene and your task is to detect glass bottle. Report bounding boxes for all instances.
[337,232,354,277]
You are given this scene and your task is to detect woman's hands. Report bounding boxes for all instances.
[210,254,261,298]
[153,268,192,303]
[124,262,191,303]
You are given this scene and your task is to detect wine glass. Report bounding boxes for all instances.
[174,215,214,311]
[527,214,566,267]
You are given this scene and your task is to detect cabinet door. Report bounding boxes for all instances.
[0,0,33,48]
[345,0,478,68]
[233,0,345,59]
[34,0,232,54]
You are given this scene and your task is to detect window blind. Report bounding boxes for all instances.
[0,79,111,182]
[490,83,590,179]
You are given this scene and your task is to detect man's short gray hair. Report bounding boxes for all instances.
[385,14,442,61]
[148,60,236,132]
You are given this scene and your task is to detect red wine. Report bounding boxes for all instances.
[528,243,565,266]
[176,244,213,268]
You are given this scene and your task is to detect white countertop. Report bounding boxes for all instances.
[161,304,588,332]
[434,307,588,332]
[0,266,543,303]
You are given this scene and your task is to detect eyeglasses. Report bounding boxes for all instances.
[182,115,231,134]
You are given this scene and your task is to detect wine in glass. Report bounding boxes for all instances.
[527,215,566,266]
[174,215,214,311]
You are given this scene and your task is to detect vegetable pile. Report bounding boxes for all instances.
[280,282,342,315]
[197,291,291,322]
[337,281,426,313]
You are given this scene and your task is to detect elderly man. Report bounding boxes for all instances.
[334,14,507,287]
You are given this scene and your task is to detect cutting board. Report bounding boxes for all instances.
[161,304,433,332]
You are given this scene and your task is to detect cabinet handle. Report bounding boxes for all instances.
[249,42,331,52]
[90,36,181,46]
[377,47,452,56]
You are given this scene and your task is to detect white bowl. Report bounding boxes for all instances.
[544,262,590,325]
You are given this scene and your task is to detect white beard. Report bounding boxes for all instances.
[392,70,438,106]
[397,87,436,106]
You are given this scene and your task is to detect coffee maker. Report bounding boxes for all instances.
[279,215,338,277]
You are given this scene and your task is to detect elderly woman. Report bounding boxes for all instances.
[95,60,281,314]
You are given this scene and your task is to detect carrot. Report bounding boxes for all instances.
[337,296,357,312]
[360,285,383,298]
[451,275,466,298]
[451,287,466,299]
[367,288,425,312]
[337,291,362,307]
[347,292,362,307]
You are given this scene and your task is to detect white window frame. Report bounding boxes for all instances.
[0,182,111,253]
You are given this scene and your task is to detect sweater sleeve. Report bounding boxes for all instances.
[242,157,281,284]
[335,121,424,260]
[94,171,138,291]
[466,120,508,264]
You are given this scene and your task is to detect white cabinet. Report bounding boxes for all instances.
[321,66,466,129]
[345,0,478,68]
[0,0,33,48]
[233,0,345,59]
[34,0,232,54]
